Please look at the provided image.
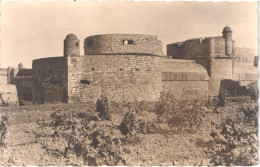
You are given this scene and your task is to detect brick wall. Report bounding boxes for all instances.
[84,34,163,56]
[32,57,68,104]
[67,55,162,103]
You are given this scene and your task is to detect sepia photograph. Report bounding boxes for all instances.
[0,1,258,166]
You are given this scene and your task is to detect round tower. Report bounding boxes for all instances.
[18,63,23,70]
[64,34,80,57]
[222,26,233,57]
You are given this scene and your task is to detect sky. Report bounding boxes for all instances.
[0,1,258,68]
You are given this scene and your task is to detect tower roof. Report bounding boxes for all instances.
[66,33,78,39]
[222,26,232,33]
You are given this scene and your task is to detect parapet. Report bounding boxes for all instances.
[84,34,163,56]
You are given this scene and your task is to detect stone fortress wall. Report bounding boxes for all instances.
[18,26,258,104]
[15,68,33,101]
[166,26,258,95]
[161,59,209,100]
[234,47,255,62]
[84,34,163,56]
[32,34,163,104]
[67,55,162,103]
[32,57,68,103]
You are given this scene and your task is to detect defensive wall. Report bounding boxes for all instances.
[33,34,163,104]
[234,47,255,62]
[32,57,68,104]
[161,59,209,100]
[84,34,163,56]
[15,69,33,102]
[68,55,162,103]
[166,26,258,95]
[29,26,258,104]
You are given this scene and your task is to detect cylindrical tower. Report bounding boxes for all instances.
[64,34,80,57]
[222,26,233,57]
[18,63,23,70]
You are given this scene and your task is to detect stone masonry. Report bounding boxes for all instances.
[31,26,258,104]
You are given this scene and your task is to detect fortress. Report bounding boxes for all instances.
[0,26,258,105]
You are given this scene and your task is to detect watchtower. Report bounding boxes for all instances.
[64,34,80,57]
[18,63,23,70]
[222,26,233,57]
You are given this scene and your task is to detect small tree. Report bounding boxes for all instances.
[96,95,110,120]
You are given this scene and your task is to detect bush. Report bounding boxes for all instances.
[96,95,111,120]
[248,86,258,101]
[154,91,206,132]
[208,103,258,166]
[218,89,228,107]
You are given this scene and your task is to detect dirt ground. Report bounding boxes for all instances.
[0,100,258,166]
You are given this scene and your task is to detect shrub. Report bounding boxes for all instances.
[208,103,258,166]
[154,91,206,132]
[218,89,228,107]
[248,86,258,101]
[96,95,111,120]
[154,91,177,119]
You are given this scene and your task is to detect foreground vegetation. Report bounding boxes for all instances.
[0,91,258,165]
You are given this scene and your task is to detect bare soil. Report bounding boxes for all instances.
[0,101,257,166]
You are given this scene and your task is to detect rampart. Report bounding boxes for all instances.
[167,36,235,59]
[234,47,255,62]
[32,57,68,104]
[29,27,258,104]
[161,59,209,99]
[167,38,208,59]
[84,34,163,56]
[68,55,162,103]
[15,69,33,102]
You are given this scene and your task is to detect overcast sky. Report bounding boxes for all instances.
[0,2,258,68]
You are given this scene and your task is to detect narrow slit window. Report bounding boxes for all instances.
[80,80,90,85]
[128,40,134,45]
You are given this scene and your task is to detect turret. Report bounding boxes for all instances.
[222,26,233,57]
[18,63,23,70]
[64,34,80,57]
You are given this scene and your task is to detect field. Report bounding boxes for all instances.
[0,94,258,166]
